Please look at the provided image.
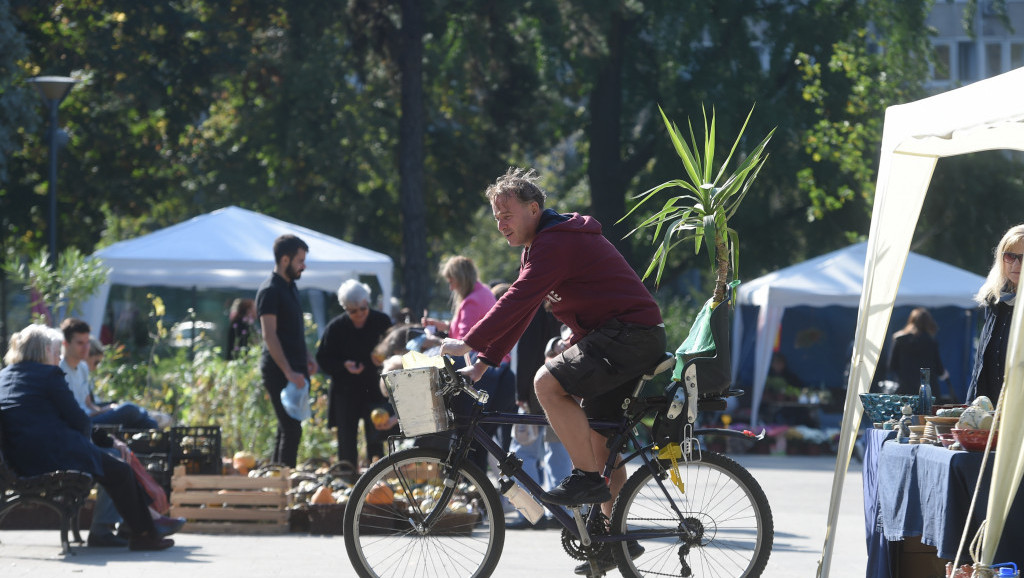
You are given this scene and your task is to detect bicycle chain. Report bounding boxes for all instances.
[560,511,610,561]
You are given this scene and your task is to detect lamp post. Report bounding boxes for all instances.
[27,75,78,267]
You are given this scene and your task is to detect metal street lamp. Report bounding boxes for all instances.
[27,75,78,267]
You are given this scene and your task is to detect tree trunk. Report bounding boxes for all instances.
[398,0,428,315]
[713,234,730,305]
[586,10,631,263]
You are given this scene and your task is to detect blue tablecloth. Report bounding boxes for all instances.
[863,428,896,578]
[875,439,1024,565]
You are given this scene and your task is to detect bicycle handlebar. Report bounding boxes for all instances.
[441,355,490,405]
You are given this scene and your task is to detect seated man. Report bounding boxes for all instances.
[86,337,173,428]
[59,318,158,430]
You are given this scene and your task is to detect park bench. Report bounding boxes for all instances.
[0,417,94,554]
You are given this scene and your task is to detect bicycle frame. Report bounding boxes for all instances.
[420,394,755,547]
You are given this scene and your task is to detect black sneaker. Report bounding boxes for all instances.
[545,469,611,506]
[574,541,645,575]
[87,533,129,548]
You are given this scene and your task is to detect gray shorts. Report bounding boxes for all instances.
[545,319,666,422]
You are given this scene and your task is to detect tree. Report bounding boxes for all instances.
[397,0,429,315]
[3,247,110,326]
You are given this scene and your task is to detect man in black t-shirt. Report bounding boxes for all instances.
[256,234,318,467]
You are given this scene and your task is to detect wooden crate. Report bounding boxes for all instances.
[171,465,291,534]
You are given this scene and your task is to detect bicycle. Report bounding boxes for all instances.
[343,354,773,578]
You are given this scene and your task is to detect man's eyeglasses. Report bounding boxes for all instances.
[1002,251,1023,265]
[346,305,369,314]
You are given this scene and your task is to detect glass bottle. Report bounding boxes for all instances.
[919,368,932,415]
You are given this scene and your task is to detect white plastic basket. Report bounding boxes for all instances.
[383,367,451,437]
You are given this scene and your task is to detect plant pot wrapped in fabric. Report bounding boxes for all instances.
[672,294,733,397]
[653,291,741,446]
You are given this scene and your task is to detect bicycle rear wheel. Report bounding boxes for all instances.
[609,450,773,577]
[343,448,505,578]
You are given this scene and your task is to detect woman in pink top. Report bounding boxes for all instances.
[423,256,516,471]
[424,257,510,361]
[424,256,496,340]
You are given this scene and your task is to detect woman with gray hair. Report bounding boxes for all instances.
[316,280,393,473]
[0,324,175,551]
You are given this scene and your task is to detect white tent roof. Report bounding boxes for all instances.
[80,206,394,333]
[732,241,985,426]
[818,67,1024,576]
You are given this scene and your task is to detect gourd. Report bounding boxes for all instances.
[232,451,256,475]
[311,486,335,505]
[366,483,395,505]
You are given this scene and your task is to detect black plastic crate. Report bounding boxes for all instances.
[170,426,222,475]
[121,429,171,454]
[135,452,172,497]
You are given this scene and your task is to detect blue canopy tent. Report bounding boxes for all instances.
[730,242,985,426]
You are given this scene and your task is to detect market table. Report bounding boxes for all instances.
[864,429,1024,576]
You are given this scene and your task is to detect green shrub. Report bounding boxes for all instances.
[93,293,337,465]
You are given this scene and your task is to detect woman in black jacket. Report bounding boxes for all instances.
[966,224,1024,403]
[887,308,948,396]
[0,324,173,551]
[316,280,392,471]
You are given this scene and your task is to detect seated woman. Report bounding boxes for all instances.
[0,324,174,551]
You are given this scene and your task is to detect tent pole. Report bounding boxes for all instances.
[190,286,197,361]
[961,309,972,403]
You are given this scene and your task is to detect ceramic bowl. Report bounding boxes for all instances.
[951,428,998,452]
[859,393,925,423]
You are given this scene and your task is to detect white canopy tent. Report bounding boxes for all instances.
[818,68,1024,576]
[731,242,984,427]
[80,206,394,336]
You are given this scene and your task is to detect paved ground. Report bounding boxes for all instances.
[0,454,868,577]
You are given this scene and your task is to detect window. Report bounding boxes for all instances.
[985,43,1003,78]
[1012,43,1024,70]
[933,44,951,81]
[958,42,978,81]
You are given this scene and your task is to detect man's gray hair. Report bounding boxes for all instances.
[337,279,372,308]
[485,167,547,208]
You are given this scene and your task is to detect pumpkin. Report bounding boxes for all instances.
[370,408,390,428]
[366,483,395,505]
[311,486,336,505]
[232,451,256,475]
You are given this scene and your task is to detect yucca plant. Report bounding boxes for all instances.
[623,105,774,305]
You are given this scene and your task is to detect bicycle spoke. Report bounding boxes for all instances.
[344,449,505,578]
[611,451,773,578]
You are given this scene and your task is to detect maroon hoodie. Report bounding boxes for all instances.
[463,210,663,366]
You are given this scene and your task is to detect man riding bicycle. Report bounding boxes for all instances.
[440,167,666,520]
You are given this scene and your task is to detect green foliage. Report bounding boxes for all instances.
[3,247,109,324]
[623,105,774,301]
[94,293,335,463]
[0,0,34,184]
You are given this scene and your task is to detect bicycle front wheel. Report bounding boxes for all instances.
[610,450,773,577]
[343,448,505,578]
